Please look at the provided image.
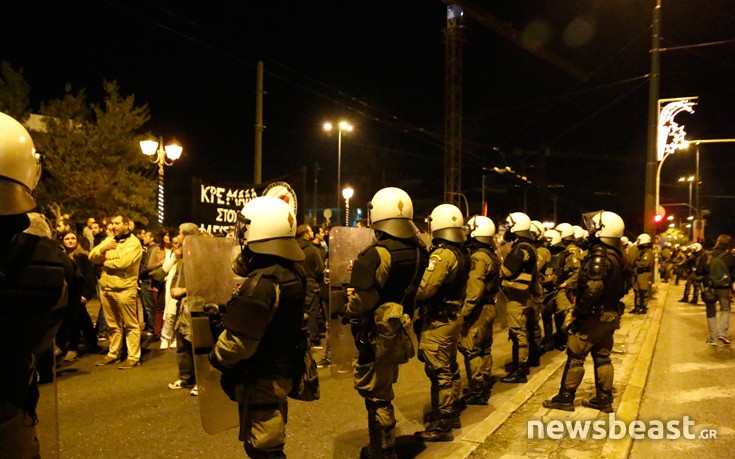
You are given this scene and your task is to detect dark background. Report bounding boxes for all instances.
[2,1,734,237]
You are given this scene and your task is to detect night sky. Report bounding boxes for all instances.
[2,1,734,237]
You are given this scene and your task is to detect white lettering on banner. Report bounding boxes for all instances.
[198,223,235,235]
[216,208,239,223]
[200,184,256,207]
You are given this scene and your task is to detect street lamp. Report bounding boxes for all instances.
[323,120,353,222]
[342,186,354,227]
[678,175,695,240]
[139,137,183,225]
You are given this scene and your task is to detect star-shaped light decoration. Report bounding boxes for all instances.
[657,99,696,161]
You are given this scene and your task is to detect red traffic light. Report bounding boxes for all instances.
[653,214,664,223]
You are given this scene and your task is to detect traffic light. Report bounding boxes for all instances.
[653,214,664,223]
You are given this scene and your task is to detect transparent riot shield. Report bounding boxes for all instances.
[327,226,375,379]
[182,235,240,434]
[494,288,509,330]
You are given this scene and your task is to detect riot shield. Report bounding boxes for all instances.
[494,288,509,330]
[182,235,240,434]
[327,226,375,379]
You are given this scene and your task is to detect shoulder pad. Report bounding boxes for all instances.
[585,249,611,281]
[224,274,277,339]
[350,246,382,290]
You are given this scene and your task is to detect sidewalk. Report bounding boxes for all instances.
[450,285,668,459]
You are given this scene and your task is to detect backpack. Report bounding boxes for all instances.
[708,251,731,288]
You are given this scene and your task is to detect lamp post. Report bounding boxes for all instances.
[323,121,353,223]
[342,186,354,227]
[139,137,182,226]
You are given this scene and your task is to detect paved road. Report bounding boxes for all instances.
[39,307,558,458]
[630,283,735,458]
[38,283,729,458]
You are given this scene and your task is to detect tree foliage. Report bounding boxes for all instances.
[0,61,31,121]
[32,81,158,225]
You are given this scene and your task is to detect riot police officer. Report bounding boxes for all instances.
[543,211,626,413]
[539,229,566,352]
[632,233,654,314]
[209,196,307,458]
[0,112,78,457]
[680,242,703,304]
[414,204,470,442]
[459,216,501,406]
[345,187,428,459]
[499,212,538,384]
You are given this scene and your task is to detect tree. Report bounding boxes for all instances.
[0,61,31,121]
[33,81,157,225]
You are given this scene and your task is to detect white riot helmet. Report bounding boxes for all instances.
[428,204,465,243]
[555,222,574,243]
[368,187,418,239]
[530,220,544,241]
[236,196,305,261]
[544,229,562,247]
[572,225,586,242]
[466,215,495,245]
[0,112,42,215]
[620,236,630,247]
[689,242,703,252]
[582,210,624,246]
[636,233,652,246]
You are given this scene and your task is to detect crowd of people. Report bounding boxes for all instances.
[3,110,733,458]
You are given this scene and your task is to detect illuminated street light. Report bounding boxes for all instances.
[140,136,182,225]
[342,186,354,227]
[323,120,354,223]
[678,175,695,239]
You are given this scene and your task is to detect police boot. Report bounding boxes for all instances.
[500,363,528,384]
[689,294,699,305]
[413,417,454,442]
[542,389,576,412]
[463,383,489,406]
[582,390,613,413]
[678,296,689,303]
[504,334,519,373]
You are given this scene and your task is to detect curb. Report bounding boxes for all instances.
[449,347,568,459]
[447,287,666,459]
[600,284,668,458]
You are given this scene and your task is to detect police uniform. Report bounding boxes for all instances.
[458,242,500,405]
[211,259,306,458]
[1,219,78,458]
[415,241,470,440]
[632,244,654,314]
[529,242,551,363]
[346,235,427,458]
[499,237,537,383]
[543,240,625,413]
[681,249,702,303]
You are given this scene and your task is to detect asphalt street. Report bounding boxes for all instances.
[35,282,735,458]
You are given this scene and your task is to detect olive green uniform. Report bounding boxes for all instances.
[416,243,469,430]
[459,244,500,403]
[211,262,306,458]
[632,245,654,313]
[346,236,427,458]
[544,242,625,413]
[499,238,537,381]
